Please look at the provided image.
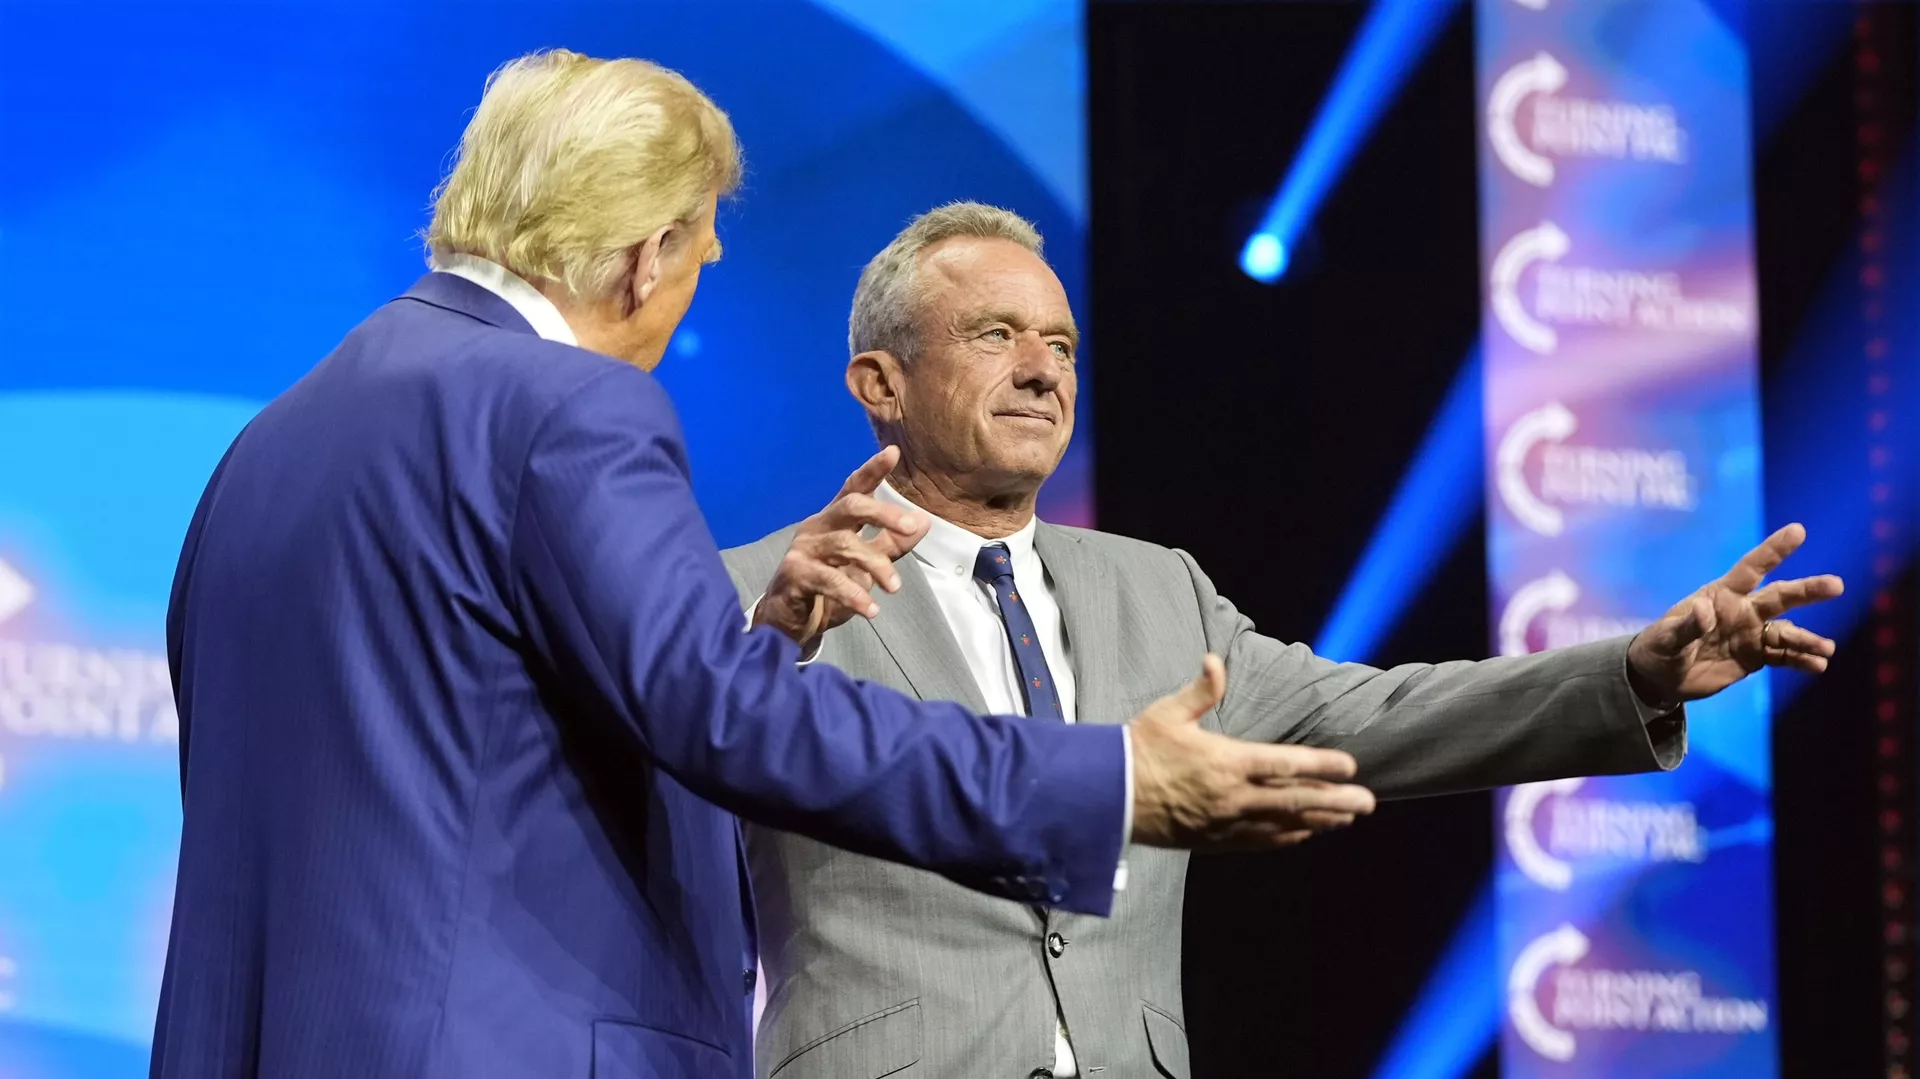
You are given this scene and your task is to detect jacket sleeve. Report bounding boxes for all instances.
[506,366,1128,915]
[1182,550,1685,800]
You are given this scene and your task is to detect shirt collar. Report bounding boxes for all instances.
[429,253,579,346]
[875,480,1038,581]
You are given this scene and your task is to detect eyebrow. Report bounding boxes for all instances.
[961,308,1081,348]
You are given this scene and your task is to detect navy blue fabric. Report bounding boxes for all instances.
[151,273,1126,1079]
[973,543,1065,720]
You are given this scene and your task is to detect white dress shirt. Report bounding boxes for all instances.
[875,481,1113,1079]
[879,483,1078,725]
[430,253,579,346]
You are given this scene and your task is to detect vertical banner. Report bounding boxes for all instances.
[1477,1,1776,1076]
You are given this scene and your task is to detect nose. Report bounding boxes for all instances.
[1012,333,1066,393]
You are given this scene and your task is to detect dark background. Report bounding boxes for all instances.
[1087,2,1918,1076]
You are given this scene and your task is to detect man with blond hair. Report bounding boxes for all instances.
[723,201,1843,1077]
[150,53,1385,1079]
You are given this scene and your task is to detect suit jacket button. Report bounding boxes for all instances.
[1028,1071,1054,1079]
[1046,932,1067,958]
[743,968,756,994]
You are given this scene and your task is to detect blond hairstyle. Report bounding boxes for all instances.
[426,49,743,300]
[848,202,1045,360]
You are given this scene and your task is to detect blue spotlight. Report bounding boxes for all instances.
[1367,881,1500,1079]
[1239,0,1461,283]
[1240,233,1288,283]
[1314,346,1483,663]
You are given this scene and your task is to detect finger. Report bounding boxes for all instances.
[1750,574,1846,620]
[1779,651,1830,674]
[863,522,931,562]
[803,562,880,620]
[1764,619,1836,659]
[1154,654,1227,725]
[834,445,901,501]
[1721,522,1807,594]
[810,531,903,593]
[1663,595,1714,650]
[1288,809,1358,830]
[1210,827,1319,851]
[1239,742,1359,782]
[1237,779,1376,816]
[798,595,828,644]
[822,492,927,543]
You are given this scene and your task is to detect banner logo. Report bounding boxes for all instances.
[0,560,177,746]
[0,558,32,626]
[1489,51,1686,188]
[1499,571,1649,656]
[1497,403,1579,534]
[1491,222,1749,354]
[1510,924,1770,1062]
[1488,52,1569,186]
[1497,402,1696,535]
[1492,222,1571,354]
[1510,923,1590,1061]
[1506,778,1709,890]
[1499,571,1579,656]
[1504,778,1586,889]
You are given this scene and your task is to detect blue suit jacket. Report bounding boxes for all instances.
[151,273,1127,1079]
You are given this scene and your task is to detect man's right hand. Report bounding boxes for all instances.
[1129,655,1376,850]
[753,446,931,648]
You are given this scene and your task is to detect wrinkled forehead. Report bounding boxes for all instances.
[918,237,1076,331]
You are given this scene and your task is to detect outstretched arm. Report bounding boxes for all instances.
[1187,529,1835,800]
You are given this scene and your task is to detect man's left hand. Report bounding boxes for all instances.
[1626,523,1844,707]
[752,446,928,649]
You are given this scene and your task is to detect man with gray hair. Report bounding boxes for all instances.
[153,53,1380,1079]
[722,201,1843,1078]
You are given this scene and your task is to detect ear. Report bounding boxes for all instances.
[847,350,906,429]
[625,222,677,311]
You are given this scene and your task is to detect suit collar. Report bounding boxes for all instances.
[431,253,580,344]
[400,271,539,337]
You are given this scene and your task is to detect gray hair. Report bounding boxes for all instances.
[848,202,1045,360]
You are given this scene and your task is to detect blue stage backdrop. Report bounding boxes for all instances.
[1477,1,1775,1076]
[0,3,1089,1073]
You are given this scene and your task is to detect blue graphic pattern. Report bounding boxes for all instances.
[1477,1,1776,1075]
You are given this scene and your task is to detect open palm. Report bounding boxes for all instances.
[1626,524,1844,704]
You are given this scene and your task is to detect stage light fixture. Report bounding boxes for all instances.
[1238,0,1460,284]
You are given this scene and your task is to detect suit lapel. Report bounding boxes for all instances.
[1034,524,1122,727]
[861,555,991,714]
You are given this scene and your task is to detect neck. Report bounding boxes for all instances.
[541,285,661,370]
[888,456,1038,539]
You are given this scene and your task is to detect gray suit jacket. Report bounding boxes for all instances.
[723,521,1685,1079]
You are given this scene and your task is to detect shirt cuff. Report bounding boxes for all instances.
[1115,726,1133,892]
[745,592,822,665]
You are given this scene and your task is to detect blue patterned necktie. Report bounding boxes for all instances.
[972,543,1064,720]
